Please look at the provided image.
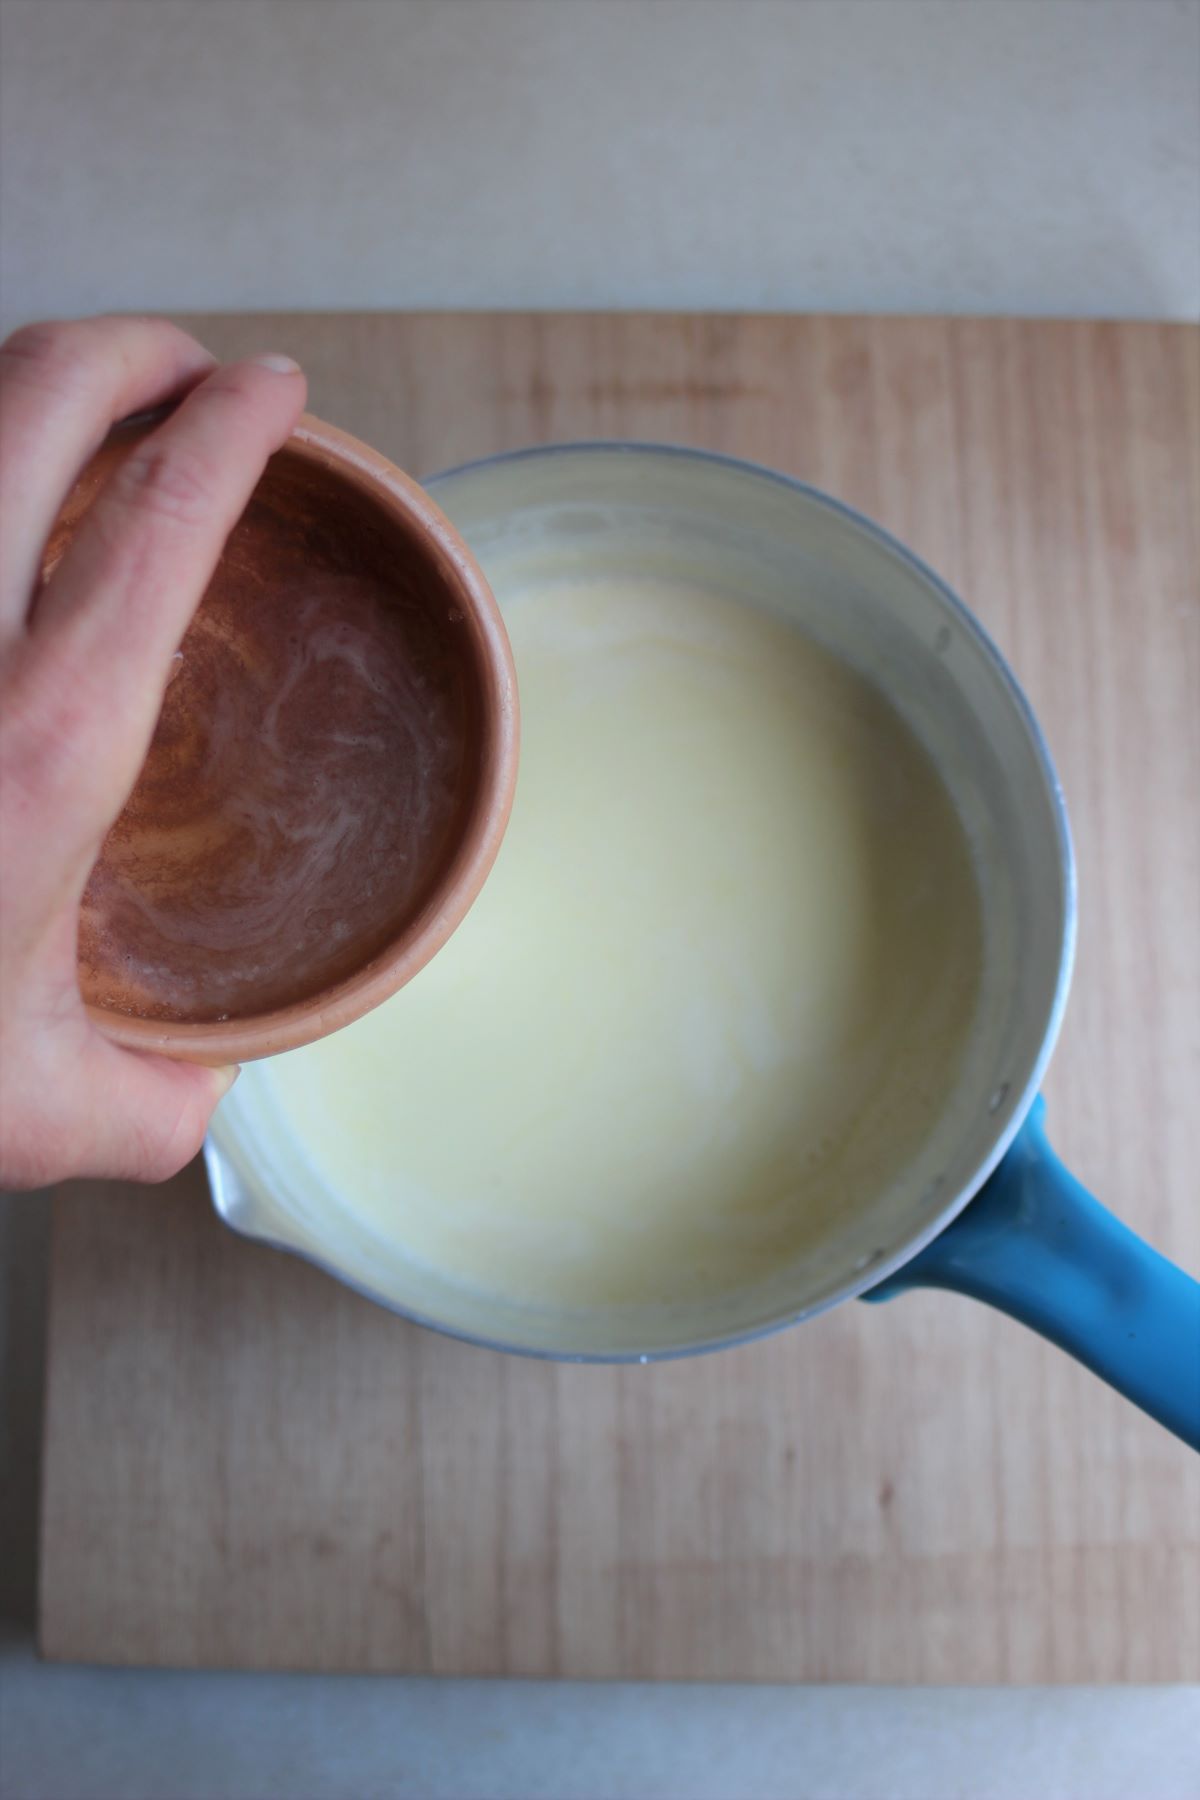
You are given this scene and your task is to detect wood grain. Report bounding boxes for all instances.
[40,315,1200,1680]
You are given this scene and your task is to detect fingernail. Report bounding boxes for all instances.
[251,352,301,375]
[210,1063,241,1100]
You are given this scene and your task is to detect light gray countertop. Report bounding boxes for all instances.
[1,0,1197,332]
[3,1629,1199,1800]
[2,3,1198,1794]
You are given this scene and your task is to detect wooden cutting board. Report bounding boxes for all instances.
[40,315,1200,1681]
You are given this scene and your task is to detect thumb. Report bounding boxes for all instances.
[78,1038,239,1183]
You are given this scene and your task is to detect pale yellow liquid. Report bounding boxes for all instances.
[259,576,982,1311]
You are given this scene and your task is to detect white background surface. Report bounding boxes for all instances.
[1,3,1199,1797]
[3,1631,1199,1800]
[1,0,1198,330]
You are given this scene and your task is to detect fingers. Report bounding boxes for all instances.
[0,316,217,638]
[73,1040,238,1184]
[25,352,306,828]
[0,1027,237,1189]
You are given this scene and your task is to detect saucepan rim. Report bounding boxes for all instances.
[207,440,1076,1362]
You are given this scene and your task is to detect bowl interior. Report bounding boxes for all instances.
[211,446,1072,1356]
[50,422,504,1044]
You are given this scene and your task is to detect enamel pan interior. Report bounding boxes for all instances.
[208,445,1074,1359]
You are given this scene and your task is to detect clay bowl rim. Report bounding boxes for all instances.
[85,411,519,1065]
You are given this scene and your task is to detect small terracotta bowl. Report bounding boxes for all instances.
[47,414,518,1063]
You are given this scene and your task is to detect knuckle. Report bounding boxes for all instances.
[132,1085,208,1183]
[0,1035,75,1189]
[0,652,103,805]
[0,1105,74,1188]
[113,440,217,529]
[0,319,97,402]
[0,1130,62,1190]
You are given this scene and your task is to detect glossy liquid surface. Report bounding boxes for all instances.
[256,575,983,1310]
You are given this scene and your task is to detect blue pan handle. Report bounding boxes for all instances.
[864,1098,1200,1449]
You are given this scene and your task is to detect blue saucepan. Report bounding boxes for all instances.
[206,446,1200,1449]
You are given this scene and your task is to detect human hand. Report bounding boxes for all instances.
[0,316,306,1187]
